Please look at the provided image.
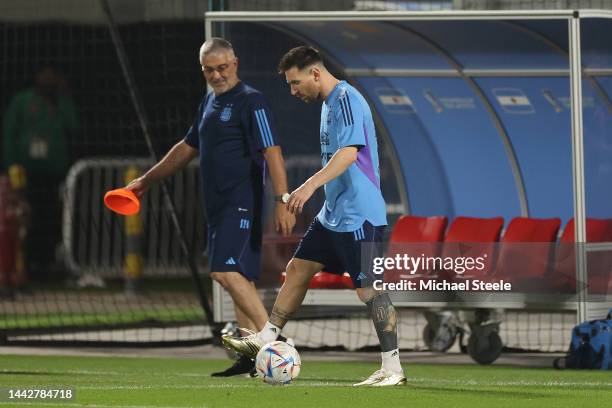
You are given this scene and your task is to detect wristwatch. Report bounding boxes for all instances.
[274,193,290,204]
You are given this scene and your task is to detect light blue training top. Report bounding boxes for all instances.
[316,81,387,232]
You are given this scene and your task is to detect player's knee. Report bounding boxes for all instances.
[285,260,312,286]
[284,261,301,282]
[212,271,248,290]
[356,286,379,303]
[210,271,237,288]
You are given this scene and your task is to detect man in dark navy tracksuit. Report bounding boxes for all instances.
[126,38,295,376]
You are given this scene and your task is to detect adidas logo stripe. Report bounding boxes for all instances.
[339,94,354,127]
[353,227,365,241]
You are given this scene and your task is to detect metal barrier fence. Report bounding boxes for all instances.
[61,155,323,280]
[62,158,203,279]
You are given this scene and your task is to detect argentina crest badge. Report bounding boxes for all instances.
[220,105,232,122]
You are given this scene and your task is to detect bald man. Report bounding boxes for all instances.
[126,38,295,376]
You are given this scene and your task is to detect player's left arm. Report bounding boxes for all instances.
[287,146,357,214]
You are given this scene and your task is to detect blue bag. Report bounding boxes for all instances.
[554,309,612,370]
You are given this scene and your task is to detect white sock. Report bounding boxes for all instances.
[381,349,403,374]
[258,321,281,344]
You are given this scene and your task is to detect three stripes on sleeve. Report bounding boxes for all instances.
[254,108,275,148]
[339,94,354,127]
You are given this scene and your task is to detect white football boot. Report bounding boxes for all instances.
[353,368,406,387]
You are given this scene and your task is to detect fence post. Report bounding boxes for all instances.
[124,166,143,295]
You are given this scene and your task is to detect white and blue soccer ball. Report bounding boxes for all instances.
[255,341,301,385]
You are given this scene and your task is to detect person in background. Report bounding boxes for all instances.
[2,65,78,278]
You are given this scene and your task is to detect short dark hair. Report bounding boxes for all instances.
[277,46,323,73]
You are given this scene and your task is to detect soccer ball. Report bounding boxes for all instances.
[255,341,301,385]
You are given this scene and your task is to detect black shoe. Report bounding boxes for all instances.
[249,367,258,378]
[211,355,255,377]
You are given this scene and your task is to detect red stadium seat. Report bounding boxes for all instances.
[444,216,504,243]
[440,216,504,279]
[310,272,345,289]
[385,215,448,282]
[501,217,561,243]
[389,215,448,243]
[559,218,612,243]
[492,217,561,289]
[341,272,354,289]
[555,218,612,294]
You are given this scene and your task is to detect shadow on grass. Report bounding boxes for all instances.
[298,377,356,384]
[412,385,550,399]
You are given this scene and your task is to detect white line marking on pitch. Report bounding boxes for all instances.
[408,377,612,387]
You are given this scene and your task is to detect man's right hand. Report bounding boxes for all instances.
[275,202,296,237]
[125,176,150,199]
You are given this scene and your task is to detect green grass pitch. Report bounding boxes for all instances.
[0,355,611,407]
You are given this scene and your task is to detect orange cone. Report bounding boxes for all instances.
[104,188,140,216]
